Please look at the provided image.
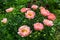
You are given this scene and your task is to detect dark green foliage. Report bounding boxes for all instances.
[0,0,60,40]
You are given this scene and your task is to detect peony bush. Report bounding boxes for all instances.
[0,0,60,40]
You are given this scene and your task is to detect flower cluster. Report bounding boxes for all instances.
[40,7,56,21]
[1,4,56,37]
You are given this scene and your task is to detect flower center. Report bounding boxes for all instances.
[22,29,27,32]
[28,13,32,16]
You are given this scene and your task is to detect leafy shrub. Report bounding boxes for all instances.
[0,0,60,40]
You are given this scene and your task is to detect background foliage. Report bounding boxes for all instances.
[0,0,60,40]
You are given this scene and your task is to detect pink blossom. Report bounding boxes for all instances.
[20,8,30,13]
[43,19,54,26]
[25,10,35,19]
[34,23,44,30]
[6,7,14,12]
[1,18,7,23]
[31,5,38,10]
[18,25,32,37]
[48,13,56,21]
[39,7,50,16]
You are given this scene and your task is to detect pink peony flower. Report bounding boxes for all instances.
[25,10,35,19]
[48,13,56,21]
[39,7,50,16]
[18,25,32,37]
[6,7,14,12]
[20,8,30,13]
[43,19,54,26]
[34,22,44,30]
[31,5,38,10]
[1,18,7,23]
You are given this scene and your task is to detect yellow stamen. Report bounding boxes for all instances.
[28,13,32,16]
[22,29,27,32]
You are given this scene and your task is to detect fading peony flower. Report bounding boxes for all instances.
[39,6,50,16]
[18,25,32,37]
[34,22,44,30]
[25,10,35,19]
[31,5,38,10]
[48,13,56,21]
[6,7,14,12]
[43,19,54,26]
[20,8,30,13]
[1,18,7,23]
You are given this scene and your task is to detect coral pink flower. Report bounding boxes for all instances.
[1,18,7,23]
[39,7,50,16]
[20,8,30,13]
[34,23,44,30]
[43,19,54,26]
[48,13,56,21]
[25,10,35,19]
[18,25,32,37]
[6,7,14,12]
[31,5,38,10]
